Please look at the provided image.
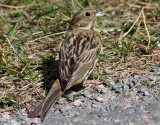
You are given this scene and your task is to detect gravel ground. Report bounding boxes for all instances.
[0,72,160,125]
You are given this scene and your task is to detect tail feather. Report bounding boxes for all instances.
[28,79,62,121]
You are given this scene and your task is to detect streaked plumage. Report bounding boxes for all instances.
[28,8,104,121]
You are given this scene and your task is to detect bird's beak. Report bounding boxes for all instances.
[96,11,105,17]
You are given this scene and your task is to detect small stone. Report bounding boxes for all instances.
[30,122,38,125]
[105,68,112,74]
[122,78,129,84]
[96,87,102,93]
[3,123,9,125]
[112,85,118,90]
[115,54,121,58]
[109,103,117,111]
[129,122,135,125]
[83,92,92,98]
[9,119,19,125]
[139,87,150,96]
[118,87,123,93]
[123,84,129,91]
[90,95,96,100]
[0,118,6,122]
[96,85,106,94]
[132,88,137,93]
[151,66,159,72]
[72,118,79,123]
[134,74,139,78]
[19,108,26,113]
[114,119,121,124]
[110,80,116,86]
[115,84,123,93]
[95,97,103,102]
[144,91,150,96]
[59,107,69,116]
[72,99,82,107]
[100,88,108,94]
[2,113,10,120]
[67,95,74,102]
[149,76,154,81]
[155,79,160,84]
[157,42,160,49]
[137,84,143,90]
[128,82,134,88]
[91,103,100,109]
[140,87,147,93]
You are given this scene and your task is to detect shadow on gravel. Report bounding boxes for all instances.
[42,57,59,94]
[42,57,85,95]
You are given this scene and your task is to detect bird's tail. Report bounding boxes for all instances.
[28,79,62,121]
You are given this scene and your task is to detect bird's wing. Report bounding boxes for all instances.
[59,30,101,90]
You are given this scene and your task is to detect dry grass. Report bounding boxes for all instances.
[0,0,160,114]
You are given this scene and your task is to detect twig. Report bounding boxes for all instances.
[72,0,75,9]
[28,31,66,43]
[142,8,151,51]
[119,9,142,40]
[0,4,27,9]
[126,69,160,75]
[124,82,141,93]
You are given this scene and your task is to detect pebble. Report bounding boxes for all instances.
[129,122,135,125]
[115,86,123,93]
[155,79,160,84]
[157,42,160,49]
[110,80,116,87]
[112,85,118,90]
[151,66,159,72]
[104,81,110,86]
[1,113,10,120]
[91,103,101,109]
[149,76,156,81]
[67,95,74,102]
[140,87,147,93]
[132,88,137,93]
[115,54,121,58]
[96,87,102,93]
[118,87,123,93]
[109,103,118,111]
[134,74,139,79]
[144,91,150,96]
[60,107,69,116]
[123,84,129,91]
[0,117,6,122]
[105,68,112,74]
[100,88,108,94]
[137,84,143,90]
[9,119,19,125]
[72,118,79,123]
[128,82,135,88]
[95,97,103,102]
[90,95,96,100]
[83,92,92,98]
[72,99,82,107]
[139,86,150,96]
[96,85,107,94]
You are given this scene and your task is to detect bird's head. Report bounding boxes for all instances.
[69,8,105,30]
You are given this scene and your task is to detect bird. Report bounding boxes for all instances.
[28,7,105,121]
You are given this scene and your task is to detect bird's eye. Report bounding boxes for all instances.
[84,12,91,17]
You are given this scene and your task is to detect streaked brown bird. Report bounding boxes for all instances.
[28,7,105,121]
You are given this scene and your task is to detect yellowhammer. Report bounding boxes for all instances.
[28,7,105,121]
